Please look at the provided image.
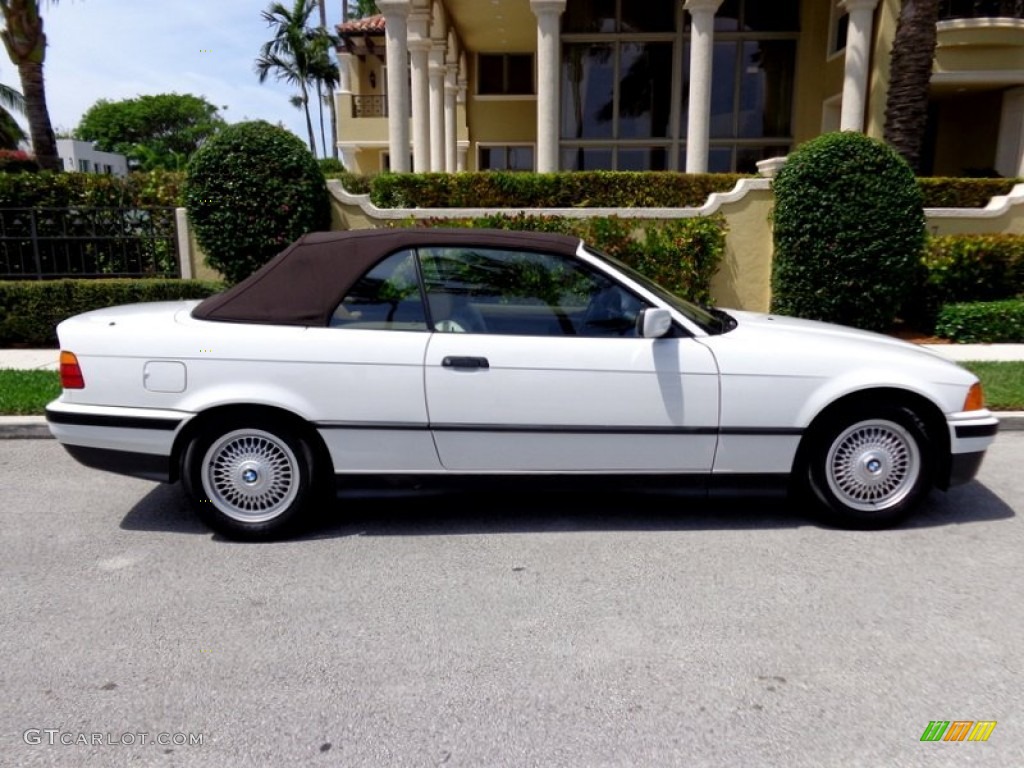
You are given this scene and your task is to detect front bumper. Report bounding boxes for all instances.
[943,411,999,488]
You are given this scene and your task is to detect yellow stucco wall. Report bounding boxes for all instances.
[709,189,776,312]
[465,98,536,170]
[792,0,845,145]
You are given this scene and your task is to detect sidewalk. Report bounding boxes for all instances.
[3,345,1022,438]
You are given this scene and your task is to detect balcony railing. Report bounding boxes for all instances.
[352,95,388,118]
[940,0,1024,19]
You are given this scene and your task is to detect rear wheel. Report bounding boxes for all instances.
[183,419,317,541]
[803,404,934,529]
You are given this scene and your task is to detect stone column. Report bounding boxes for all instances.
[996,87,1024,178]
[429,46,447,171]
[457,55,468,171]
[684,0,723,174]
[337,51,353,94]
[839,0,880,132]
[408,9,432,172]
[377,0,411,172]
[339,147,358,172]
[530,0,566,173]
[445,62,459,172]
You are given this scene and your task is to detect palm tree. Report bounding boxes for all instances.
[883,0,941,173]
[0,77,26,149]
[313,0,338,159]
[308,26,339,159]
[256,0,319,155]
[0,0,60,170]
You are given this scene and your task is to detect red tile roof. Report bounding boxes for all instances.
[337,14,385,36]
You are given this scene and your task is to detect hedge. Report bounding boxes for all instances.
[918,177,1018,209]
[0,279,223,347]
[407,213,726,304]
[935,299,1024,343]
[906,234,1024,329]
[369,172,747,209]
[0,169,184,208]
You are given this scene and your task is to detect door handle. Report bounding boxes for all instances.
[442,356,490,369]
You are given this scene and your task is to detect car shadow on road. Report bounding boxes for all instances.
[119,478,1016,540]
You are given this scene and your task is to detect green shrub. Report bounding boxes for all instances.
[0,169,184,207]
[369,171,746,209]
[0,279,223,347]
[905,234,1024,329]
[329,170,373,195]
[935,299,1024,343]
[771,132,925,332]
[184,121,331,284]
[918,178,1018,209]
[317,157,346,174]
[409,213,725,304]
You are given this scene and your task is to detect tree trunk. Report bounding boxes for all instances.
[883,0,941,173]
[300,82,317,156]
[18,58,58,170]
[317,79,327,159]
[327,81,338,159]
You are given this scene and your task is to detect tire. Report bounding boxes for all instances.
[802,404,934,530]
[182,418,318,541]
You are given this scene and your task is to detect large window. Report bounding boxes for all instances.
[559,0,798,172]
[478,145,535,172]
[477,54,534,96]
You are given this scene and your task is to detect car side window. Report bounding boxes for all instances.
[417,246,647,337]
[329,250,428,331]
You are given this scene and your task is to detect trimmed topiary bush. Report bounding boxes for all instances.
[935,299,1024,343]
[771,132,925,332]
[184,120,331,284]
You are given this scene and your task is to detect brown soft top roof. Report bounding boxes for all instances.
[191,228,583,326]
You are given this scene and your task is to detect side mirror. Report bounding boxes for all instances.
[637,307,672,338]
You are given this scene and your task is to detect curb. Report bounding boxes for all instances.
[4,413,1024,439]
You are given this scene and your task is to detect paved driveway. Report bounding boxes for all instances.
[1,437,1022,767]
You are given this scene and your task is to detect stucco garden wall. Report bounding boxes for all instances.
[185,179,1024,309]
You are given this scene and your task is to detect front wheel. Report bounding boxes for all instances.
[802,405,934,529]
[182,420,317,541]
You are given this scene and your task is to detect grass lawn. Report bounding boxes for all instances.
[961,361,1024,411]
[0,370,62,415]
[1,363,1022,416]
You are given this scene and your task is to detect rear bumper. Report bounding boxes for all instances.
[45,400,189,483]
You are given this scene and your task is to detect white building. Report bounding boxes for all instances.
[56,139,129,178]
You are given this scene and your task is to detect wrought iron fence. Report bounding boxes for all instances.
[0,207,180,279]
[940,0,1024,19]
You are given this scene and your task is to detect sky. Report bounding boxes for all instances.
[7,0,344,155]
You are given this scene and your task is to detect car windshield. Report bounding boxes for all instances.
[583,246,732,334]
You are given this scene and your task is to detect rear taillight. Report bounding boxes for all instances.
[59,351,85,389]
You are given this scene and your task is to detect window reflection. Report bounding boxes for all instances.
[560,0,798,172]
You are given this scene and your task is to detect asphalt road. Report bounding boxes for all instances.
[1,436,1022,768]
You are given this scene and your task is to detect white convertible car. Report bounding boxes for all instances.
[46,229,998,540]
